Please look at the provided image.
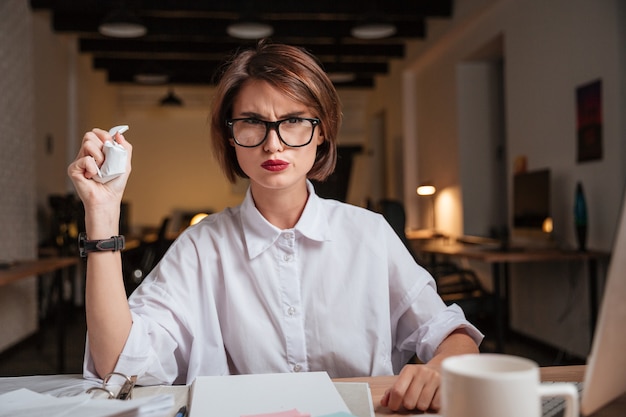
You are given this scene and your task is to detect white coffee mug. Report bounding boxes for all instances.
[441,354,579,417]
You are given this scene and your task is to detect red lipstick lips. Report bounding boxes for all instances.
[261,159,289,172]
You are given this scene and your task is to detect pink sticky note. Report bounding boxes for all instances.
[241,409,311,417]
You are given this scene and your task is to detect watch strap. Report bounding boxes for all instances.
[79,233,125,257]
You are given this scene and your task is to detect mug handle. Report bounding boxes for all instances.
[538,383,580,417]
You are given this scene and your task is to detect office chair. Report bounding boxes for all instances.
[376,198,493,328]
[124,217,172,296]
[433,264,494,339]
[377,198,417,260]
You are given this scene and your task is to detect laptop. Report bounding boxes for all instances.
[577,184,626,415]
[542,186,626,417]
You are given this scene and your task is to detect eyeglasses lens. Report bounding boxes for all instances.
[231,118,316,147]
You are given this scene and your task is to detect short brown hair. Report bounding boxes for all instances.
[210,40,342,183]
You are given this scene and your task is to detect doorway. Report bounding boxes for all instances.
[457,36,507,242]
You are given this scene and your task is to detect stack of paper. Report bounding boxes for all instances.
[188,372,351,417]
[0,388,174,417]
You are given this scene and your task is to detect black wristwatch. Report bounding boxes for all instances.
[78,232,125,258]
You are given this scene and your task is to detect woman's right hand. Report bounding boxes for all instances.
[69,129,135,378]
[67,128,133,213]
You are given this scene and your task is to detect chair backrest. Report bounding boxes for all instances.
[377,199,416,259]
[127,216,172,291]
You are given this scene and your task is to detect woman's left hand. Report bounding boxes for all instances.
[380,328,480,412]
[380,363,441,412]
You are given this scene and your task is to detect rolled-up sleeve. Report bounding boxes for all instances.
[385,224,483,370]
[407,285,483,358]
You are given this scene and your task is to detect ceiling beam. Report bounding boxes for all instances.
[29,0,453,88]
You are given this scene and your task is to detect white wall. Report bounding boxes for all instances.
[0,5,121,352]
[403,0,625,248]
[504,0,625,358]
[397,0,626,357]
[458,60,507,239]
[367,61,406,203]
[0,0,37,351]
[33,14,72,214]
[115,87,243,229]
[505,0,625,250]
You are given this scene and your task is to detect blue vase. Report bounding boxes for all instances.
[574,182,588,251]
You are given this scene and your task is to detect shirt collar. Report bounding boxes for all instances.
[241,180,331,259]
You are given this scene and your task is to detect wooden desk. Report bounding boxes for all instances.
[4,366,622,416]
[416,243,609,353]
[339,366,625,416]
[0,257,80,372]
[405,229,449,242]
[0,257,78,286]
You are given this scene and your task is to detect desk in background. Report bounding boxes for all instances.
[415,243,609,353]
[0,257,80,373]
[405,229,450,242]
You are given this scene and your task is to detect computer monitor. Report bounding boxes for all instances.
[511,169,552,247]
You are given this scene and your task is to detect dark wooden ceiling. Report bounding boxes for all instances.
[30,0,454,88]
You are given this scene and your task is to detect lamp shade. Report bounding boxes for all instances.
[189,213,209,226]
[99,8,147,38]
[226,21,273,39]
[351,22,397,40]
[416,182,437,230]
[416,184,436,196]
[327,72,357,83]
[134,73,169,85]
[160,89,183,106]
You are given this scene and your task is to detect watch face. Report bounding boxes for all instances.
[78,232,88,258]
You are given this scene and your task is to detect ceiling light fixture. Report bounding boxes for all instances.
[134,62,169,85]
[134,73,169,85]
[327,72,357,84]
[160,88,183,107]
[226,21,274,39]
[99,7,147,38]
[351,22,397,40]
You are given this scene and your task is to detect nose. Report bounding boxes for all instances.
[263,126,283,153]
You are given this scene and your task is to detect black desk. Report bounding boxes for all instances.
[417,243,609,353]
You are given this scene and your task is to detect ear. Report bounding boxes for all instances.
[229,138,236,147]
[316,132,325,146]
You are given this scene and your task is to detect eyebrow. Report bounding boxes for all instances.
[236,111,309,120]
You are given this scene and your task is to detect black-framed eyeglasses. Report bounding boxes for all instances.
[226,117,321,148]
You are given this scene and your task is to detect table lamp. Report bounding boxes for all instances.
[417,182,437,230]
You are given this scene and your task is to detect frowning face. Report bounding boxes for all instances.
[230,79,324,195]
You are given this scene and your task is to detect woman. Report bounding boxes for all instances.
[68,41,482,412]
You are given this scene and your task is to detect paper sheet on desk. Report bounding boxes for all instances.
[332,383,374,417]
[189,372,351,417]
[93,140,127,183]
[0,374,98,396]
[0,388,174,417]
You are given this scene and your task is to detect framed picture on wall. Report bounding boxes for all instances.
[576,79,603,163]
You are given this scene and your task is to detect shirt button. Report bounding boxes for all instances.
[283,254,293,262]
[293,364,302,372]
[287,306,296,316]
[283,232,294,240]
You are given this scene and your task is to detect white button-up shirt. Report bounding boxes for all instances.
[84,182,483,385]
